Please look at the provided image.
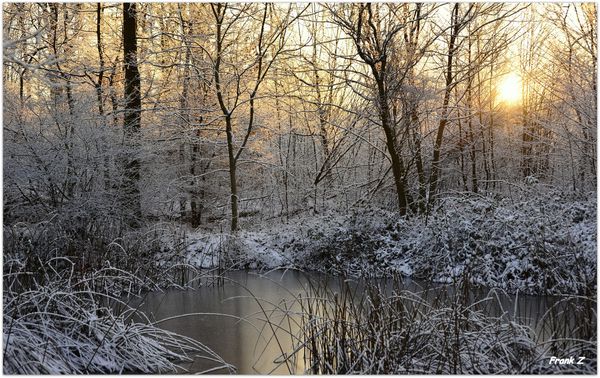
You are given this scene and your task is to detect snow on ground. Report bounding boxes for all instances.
[167,192,596,295]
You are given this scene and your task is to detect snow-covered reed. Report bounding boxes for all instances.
[3,258,233,374]
[252,274,596,374]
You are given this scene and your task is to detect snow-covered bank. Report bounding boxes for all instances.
[3,260,232,374]
[174,193,596,295]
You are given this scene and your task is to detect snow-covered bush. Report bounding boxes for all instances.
[291,192,596,294]
[176,190,595,295]
[297,208,399,276]
[406,193,596,294]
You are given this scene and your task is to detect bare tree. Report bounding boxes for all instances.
[428,3,471,209]
[328,3,429,215]
[210,3,298,231]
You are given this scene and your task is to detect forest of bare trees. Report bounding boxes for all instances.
[4,3,596,230]
[3,3,597,374]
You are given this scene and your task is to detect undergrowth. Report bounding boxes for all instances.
[181,189,596,295]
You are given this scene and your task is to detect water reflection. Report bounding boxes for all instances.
[135,270,312,374]
[131,269,594,374]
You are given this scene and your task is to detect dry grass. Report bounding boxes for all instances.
[3,258,233,374]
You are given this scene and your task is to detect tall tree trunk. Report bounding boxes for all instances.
[466,35,478,193]
[178,4,191,222]
[49,3,76,199]
[521,106,533,178]
[405,6,426,213]
[122,2,142,225]
[212,4,239,232]
[225,115,239,231]
[429,3,460,209]
[96,3,105,116]
[486,58,496,190]
[375,74,408,215]
[96,3,111,191]
[457,105,468,191]
[476,35,491,191]
[211,3,277,231]
[411,111,426,213]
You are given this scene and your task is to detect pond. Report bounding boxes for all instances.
[129,269,591,374]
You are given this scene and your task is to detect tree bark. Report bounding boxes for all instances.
[374,73,409,215]
[212,4,239,231]
[96,3,105,116]
[122,2,142,225]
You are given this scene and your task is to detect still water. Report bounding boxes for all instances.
[131,269,586,374]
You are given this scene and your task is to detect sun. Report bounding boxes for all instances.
[497,73,522,105]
